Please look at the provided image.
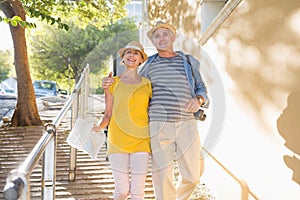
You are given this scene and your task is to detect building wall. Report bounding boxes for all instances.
[147,0,201,38]
[147,0,300,199]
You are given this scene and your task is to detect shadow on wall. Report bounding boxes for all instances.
[277,90,300,186]
[148,0,201,39]
[215,0,300,131]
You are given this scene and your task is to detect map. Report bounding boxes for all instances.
[67,117,106,160]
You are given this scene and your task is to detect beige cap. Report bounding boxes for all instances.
[118,41,148,63]
[147,21,176,40]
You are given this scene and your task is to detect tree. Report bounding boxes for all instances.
[0,0,129,126]
[81,18,139,74]
[29,21,103,90]
[29,18,138,91]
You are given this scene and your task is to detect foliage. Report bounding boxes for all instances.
[29,21,102,90]
[0,50,13,82]
[0,0,132,126]
[1,0,130,30]
[82,18,139,74]
[29,18,138,92]
[0,15,36,28]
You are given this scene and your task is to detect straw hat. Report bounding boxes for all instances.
[118,41,148,63]
[147,21,176,40]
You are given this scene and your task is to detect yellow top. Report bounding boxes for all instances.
[107,76,152,155]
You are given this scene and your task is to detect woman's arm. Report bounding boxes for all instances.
[92,87,113,132]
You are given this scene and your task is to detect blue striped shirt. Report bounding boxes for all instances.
[147,55,194,122]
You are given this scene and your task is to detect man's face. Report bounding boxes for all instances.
[152,28,175,52]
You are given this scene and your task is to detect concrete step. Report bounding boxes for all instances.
[0,126,156,200]
[0,95,213,199]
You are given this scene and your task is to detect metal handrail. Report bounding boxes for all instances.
[202,147,259,200]
[3,65,90,200]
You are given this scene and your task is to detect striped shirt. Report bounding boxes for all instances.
[147,55,194,122]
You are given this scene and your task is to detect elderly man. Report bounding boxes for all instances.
[102,21,209,200]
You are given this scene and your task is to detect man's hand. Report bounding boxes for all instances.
[101,72,114,89]
[185,98,201,112]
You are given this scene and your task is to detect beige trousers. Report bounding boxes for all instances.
[150,120,204,200]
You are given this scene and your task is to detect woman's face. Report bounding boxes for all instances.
[123,49,143,67]
[151,28,175,52]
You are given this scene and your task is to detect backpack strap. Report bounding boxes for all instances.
[186,54,206,120]
[185,54,195,78]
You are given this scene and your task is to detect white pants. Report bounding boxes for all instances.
[150,120,204,200]
[109,152,150,200]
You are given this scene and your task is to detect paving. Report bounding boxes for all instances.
[0,95,155,200]
[0,95,209,200]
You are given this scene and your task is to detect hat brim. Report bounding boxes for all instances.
[118,47,148,64]
[147,23,176,40]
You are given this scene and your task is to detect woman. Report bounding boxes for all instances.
[92,41,151,200]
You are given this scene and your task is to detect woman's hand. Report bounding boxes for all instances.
[91,124,102,132]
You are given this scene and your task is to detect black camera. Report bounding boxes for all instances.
[194,109,207,121]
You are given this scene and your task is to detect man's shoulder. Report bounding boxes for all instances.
[176,51,195,59]
[147,53,158,60]
[176,51,200,66]
[143,53,158,66]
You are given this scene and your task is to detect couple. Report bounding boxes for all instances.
[93,21,209,200]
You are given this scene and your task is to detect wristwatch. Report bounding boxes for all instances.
[196,95,204,107]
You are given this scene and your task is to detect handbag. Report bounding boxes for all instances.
[67,117,106,160]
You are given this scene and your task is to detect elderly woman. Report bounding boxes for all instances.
[93,41,152,200]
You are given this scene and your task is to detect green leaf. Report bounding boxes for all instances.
[10,19,18,26]
[63,24,69,31]
[4,18,10,23]
[19,21,26,27]
[11,16,22,21]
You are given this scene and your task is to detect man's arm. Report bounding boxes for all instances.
[101,72,114,89]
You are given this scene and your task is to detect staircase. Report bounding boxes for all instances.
[0,125,155,200]
[0,95,214,199]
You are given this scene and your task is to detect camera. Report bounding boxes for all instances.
[194,109,207,121]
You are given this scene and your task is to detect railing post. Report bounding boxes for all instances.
[68,65,90,181]
[42,126,57,200]
[80,72,86,119]
[84,65,90,112]
[68,92,79,181]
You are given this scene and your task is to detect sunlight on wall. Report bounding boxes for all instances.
[201,0,300,199]
[228,39,260,67]
[286,8,300,35]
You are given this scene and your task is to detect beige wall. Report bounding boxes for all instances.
[147,0,201,38]
[148,0,300,199]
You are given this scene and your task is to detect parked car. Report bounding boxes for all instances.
[0,87,17,99]
[0,88,14,95]
[33,80,59,98]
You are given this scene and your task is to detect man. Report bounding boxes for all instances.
[102,21,209,200]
